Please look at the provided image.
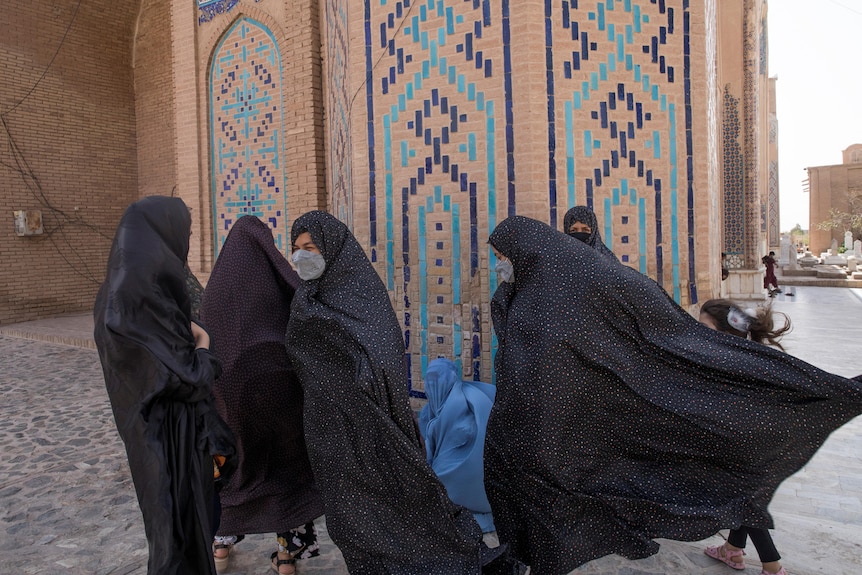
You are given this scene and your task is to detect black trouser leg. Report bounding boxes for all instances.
[727,526,781,564]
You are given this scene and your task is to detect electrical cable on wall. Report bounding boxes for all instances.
[2,116,110,285]
[0,0,112,286]
[0,0,83,118]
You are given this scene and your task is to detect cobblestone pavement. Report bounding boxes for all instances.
[0,286,860,574]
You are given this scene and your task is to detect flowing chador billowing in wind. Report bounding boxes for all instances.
[486,215,862,575]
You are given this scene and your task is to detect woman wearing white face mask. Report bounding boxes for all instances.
[284,211,493,574]
[493,253,515,284]
[290,232,327,280]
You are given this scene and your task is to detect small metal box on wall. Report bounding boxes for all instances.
[13,210,43,236]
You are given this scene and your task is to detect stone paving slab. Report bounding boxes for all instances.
[0,286,860,574]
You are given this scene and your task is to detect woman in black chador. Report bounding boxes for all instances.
[201,215,324,575]
[485,215,862,575]
[94,196,235,575]
[284,211,486,574]
[562,204,618,261]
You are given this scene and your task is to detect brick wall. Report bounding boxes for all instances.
[0,0,763,357]
[0,0,139,324]
[135,0,178,199]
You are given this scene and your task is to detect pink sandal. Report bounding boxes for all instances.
[704,544,746,570]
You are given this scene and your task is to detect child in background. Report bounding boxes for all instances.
[699,298,791,575]
[762,251,781,296]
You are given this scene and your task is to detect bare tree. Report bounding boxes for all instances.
[817,187,862,238]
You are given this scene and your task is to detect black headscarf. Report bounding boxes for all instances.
[485,215,862,574]
[201,215,324,535]
[185,265,205,322]
[562,205,619,261]
[285,211,483,574]
[94,196,235,575]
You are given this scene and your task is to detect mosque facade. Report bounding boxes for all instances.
[1,0,777,387]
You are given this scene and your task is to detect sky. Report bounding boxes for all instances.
[768,0,862,232]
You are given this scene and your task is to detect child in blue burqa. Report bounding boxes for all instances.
[419,358,497,537]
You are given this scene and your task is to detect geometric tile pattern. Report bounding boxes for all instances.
[208,17,288,256]
[734,0,777,269]
[198,0,251,25]
[740,2,763,269]
[547,0,696,303]
[722,85,745,269]
[364,0,514,390]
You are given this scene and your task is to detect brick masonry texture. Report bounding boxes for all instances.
[0,0,139,324]
[1,1,777,391]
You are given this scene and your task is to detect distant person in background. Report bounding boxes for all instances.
[562,205,619,261]
[721,252,730,281]
[419,358,497,537]
[94,196,235,575]
[699,298,791,575]
[762,251,781,296]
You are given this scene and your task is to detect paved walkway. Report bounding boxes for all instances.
[0,286,859,574]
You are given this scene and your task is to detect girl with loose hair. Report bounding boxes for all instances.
[699,298,791,575]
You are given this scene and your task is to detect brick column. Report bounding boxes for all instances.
[171,0,206,273]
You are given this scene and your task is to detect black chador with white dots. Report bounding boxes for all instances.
[285,211,484,574]
[486,215,862,575]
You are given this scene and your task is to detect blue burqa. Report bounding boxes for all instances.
[419,358,496,533]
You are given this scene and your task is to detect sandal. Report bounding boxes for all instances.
[213,542,233,571]
[270,551,297,575]
[704,544,746,570]
[213,535,243,572]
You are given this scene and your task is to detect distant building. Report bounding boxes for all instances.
[807,144,862,254]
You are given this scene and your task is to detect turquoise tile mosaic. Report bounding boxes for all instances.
[209,17,288,256]
[549,0,694,303]
[365,0,512,390]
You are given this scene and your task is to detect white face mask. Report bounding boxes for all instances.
[495,259,514,283]
[291,250,326,281]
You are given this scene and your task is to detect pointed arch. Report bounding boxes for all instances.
[208,16,288,256]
